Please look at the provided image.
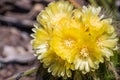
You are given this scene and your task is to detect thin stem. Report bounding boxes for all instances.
[108,62,120,80]
[8,67,37,80]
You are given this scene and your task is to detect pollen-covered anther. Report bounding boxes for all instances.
[64,39,75,48]
[80,48,89,58]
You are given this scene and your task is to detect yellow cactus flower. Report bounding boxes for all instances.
[31,0,118,78]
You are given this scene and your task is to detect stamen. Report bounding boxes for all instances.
[80,48,89,58]
[64,39,75,48]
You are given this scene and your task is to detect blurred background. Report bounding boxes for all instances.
[0,0,120,80]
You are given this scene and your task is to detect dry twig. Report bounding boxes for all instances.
[108,62,120,80]
[69,0,81,8]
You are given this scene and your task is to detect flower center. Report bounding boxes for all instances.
[64,38,75,48]
[80,48,89,58]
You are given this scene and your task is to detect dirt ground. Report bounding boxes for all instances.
[0,0,53,80]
